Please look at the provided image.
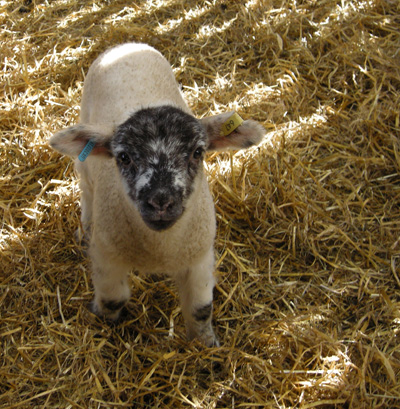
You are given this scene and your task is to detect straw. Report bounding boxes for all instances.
[1,0,399,407]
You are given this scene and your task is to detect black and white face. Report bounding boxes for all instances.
[111,106,207,231]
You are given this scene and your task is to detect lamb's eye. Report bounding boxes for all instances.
[118,152,131,166]
[193,147,204,160]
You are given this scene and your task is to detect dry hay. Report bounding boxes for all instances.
[1,0,400,407]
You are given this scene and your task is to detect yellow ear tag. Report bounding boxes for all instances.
[221,112,244,136]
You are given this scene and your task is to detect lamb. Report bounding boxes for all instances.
[49,43,265,347]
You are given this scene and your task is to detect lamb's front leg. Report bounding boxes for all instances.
[75,162,94,246]
[89,241,131,321]
[176,248,219,347]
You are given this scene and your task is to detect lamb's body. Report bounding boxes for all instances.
[80,44,189,125]
[50,43,265,346]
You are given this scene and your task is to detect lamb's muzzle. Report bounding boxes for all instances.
[142,193,181,231]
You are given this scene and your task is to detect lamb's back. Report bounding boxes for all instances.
[80,43,189,125]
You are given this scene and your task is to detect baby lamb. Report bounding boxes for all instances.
[49,43,265,347]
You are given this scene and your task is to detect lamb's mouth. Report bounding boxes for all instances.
[143,218,177,231]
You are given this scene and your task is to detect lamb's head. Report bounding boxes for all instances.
[49,105,266,231]
[111,106,207,231]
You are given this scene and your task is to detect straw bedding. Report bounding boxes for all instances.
[1,0,399,407]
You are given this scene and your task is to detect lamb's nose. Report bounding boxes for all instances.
[147,194,174,214]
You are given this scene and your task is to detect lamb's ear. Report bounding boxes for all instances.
[200,112,266,151]
[49,124,114,158]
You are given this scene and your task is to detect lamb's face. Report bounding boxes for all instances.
[111,106,207,231]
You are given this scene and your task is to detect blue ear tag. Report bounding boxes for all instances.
[78,140,96,162]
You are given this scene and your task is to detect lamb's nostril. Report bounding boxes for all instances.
[146,199,157,211]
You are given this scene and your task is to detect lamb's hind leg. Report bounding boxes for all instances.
[176,248,219,347]
[89,241,131,321]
